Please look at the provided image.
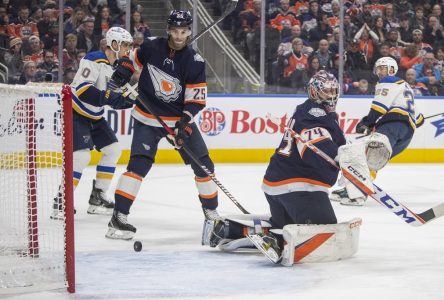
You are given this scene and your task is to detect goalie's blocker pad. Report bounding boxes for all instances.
[281,218,362,266]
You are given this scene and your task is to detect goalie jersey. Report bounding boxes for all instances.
[262,99,346,195]
[70,51,113,120]
[360,76,418,130]
[130,37,207,127]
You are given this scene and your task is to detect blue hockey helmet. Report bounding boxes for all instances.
[167,10,193,28]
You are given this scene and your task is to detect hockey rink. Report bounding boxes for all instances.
[7,163,444,300]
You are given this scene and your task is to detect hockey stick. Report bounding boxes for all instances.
[266,114,444,226]
[188,0,239,44]
[424,112,444,120]
[124,83,250,214]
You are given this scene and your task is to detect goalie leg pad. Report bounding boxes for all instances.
[364,132,392,171]
[281,218,362,266]
[338,143,374,199]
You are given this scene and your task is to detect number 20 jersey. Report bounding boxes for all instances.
[262,99,346,196]
[130,37,207,127]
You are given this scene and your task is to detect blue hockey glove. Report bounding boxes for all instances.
[415,113,425,128]
[102,89,135,110]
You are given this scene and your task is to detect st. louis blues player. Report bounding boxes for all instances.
[52,27,136,219]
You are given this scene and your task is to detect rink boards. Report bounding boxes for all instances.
[90,95,444,164]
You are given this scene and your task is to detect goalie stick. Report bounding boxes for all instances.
[266,114,444,226]
[124,83,250,214]
[188,0,239,44]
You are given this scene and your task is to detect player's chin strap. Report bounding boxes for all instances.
[265,113,444,226]
[122,83,250,214]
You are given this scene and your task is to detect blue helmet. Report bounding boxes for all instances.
[167,10,193,28]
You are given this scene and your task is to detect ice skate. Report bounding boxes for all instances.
[202,219,227,247]
[202,207,222,220]
[87,179,115,215]
[330,187,367,206]
[247,233,282,264]
[105,209,136,240]
[50,192,76,220]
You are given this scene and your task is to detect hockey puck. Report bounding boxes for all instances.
[133,241,142,252]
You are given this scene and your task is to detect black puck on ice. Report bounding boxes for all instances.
[133,240,142,252]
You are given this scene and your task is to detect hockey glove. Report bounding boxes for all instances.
[102,89,135,110]
[415,113,425,128]
[168,113,193,149]
[111,56,135,87]
[356,118,371,135]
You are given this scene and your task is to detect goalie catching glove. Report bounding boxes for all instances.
[167,112,193,149]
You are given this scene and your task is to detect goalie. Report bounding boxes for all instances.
[331,56,425,206]
[203,71,362,265]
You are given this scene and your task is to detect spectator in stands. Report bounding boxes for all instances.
[36,49,58,82]
[398,14,413,44]
[63,64,76,84]
[270,0,299,36]
[308,13,333,46]
[368,0,385,18]
[99,38,107,52]
[276,37,308,92]
[412,29,433,57]
[291,0,309,17]
[413,52,441,86]
[7,5,39,39]
[239,0,261,63]
[432,4,444,26]
[326,0,340,27]
[310,38,333,70]
[30,7,42,24]
[328,27,340,55]
[354,3,373,29]
[76,49,86,66]
[346,78,373,95]
[133,31,144,49]
[93,5,111,38]
[394,0,413,20]
[299,0,320,33]
[77,0,97,18]
[410,6,426,31]
[37,8,55,38]
[400,43,423,74]
[3,37,23,81]
[303,54,321,83]
[371,42,398,68]
[433,69,444,95]
[0,5,9,26]
[41,21,58,52]
[383,3,399,31]
[372,16,387,44]
[354,22,379,63]
[17,60,38,84]
[22,35,44,64]
[386,28,407,60]
[62,33,78,70]
[77,17,100,52]
[344,39,370,80]
[130,10,151,39]
[343,13,358,44]
[64,7,86,36]
[423,15,444,47]
[434,46,444,71]
[405,68,430,96]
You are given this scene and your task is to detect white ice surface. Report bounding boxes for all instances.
[4,163,444,300]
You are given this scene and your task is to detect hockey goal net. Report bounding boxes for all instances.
[0,83,74,294]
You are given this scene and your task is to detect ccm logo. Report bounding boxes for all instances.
[349,219,363,229]
[347,166,367,182]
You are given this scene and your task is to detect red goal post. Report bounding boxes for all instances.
[0,83,74,294]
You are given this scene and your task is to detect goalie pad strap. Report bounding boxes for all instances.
[281,218,362,266]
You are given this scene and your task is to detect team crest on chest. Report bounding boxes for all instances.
[147,64,182,103]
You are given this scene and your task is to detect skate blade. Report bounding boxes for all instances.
[88,205,114,215]
[50,210,64,220]
[105,228,135,240]
[247,235,281,264]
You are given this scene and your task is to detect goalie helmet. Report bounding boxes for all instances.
[167,10,193,28]
[373,56,398,77]
[308,70,340,112]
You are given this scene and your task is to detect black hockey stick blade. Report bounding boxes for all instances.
[188,0,239,44]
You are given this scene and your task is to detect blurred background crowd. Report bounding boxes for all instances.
[1,0,444,96]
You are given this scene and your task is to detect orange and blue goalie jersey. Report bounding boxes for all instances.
[130,37,207,127]
[262,99,346,196]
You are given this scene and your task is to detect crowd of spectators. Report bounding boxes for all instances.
[215,0,444,95]
[0,0,150,84]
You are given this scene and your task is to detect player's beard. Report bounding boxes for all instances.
[169,37,187,50]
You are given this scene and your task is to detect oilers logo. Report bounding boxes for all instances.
[198,107,225,136]
[147,64,182,103]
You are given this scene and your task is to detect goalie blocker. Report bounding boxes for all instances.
[202,215,362,265]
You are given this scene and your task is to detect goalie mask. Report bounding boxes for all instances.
[308,70,339,113]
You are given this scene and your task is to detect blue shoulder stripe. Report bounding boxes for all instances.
[83,51,110,64]
[379,76,402,84]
